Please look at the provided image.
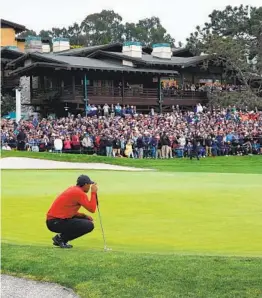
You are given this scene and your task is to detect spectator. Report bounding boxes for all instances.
[63,136,72,153]
[71,133,81,152]
[2,142,11,150]
[113,136,121,157]
[125,140,134,158]
[54,136,63,153]
[1,104,261,159]
[17,129,26,151]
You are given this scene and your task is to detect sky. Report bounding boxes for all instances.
[1,0,261,44]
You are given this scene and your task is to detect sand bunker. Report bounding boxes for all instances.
[0,157,151,171]
[1,274,79,298]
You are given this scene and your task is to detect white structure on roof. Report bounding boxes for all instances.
[53,38,70,53]
[152,43,172,59]
[122,41,142,58]
[42,44,51,53]
[25,36,43,53]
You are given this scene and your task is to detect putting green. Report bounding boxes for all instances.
[2,170,262,256]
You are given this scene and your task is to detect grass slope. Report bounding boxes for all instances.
[2,243,262,298]
[2,150,262,174]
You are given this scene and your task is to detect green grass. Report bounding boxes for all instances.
[2,150,262,174]
[2,243,262,298]
[2,167,262,297]
[2,170,262,255]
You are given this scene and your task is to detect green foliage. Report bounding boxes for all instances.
[17,10,176,47]
[1,93,15,116]
[186,5,262,107]
[17,29,37,39]
[81,10,124,45]
[207,89,262,110]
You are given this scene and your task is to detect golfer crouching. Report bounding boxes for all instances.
[46,175,98,248]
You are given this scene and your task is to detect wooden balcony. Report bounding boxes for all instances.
[2,76,20,90]
[31,86,208,106]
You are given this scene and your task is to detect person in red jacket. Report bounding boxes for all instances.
[46,175,98,248]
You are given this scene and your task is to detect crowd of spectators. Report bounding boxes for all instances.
[160,82,244,99]
[1,104,262,159]
[161,82,243,92]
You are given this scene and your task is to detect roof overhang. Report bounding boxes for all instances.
[6,52,67,69]
[8,62,179,77]
[88,50,212,68]
[1,47,25,63]
[1,19,27,33]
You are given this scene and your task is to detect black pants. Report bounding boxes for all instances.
[46,217,94,242]
[190,149,199,160]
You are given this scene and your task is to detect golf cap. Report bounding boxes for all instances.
[76,175,94,186]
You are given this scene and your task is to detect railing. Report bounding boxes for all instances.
[2,76,20,89]
[31,86,208,106]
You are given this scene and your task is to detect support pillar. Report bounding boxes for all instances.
[121,74,125,104]
[157,75,163,114]
[181,72,184,89]
[192,73,195,84]
[30,75,33,104]
[72,75,76,100]
[84,74,88,117]
[16,88,22,123]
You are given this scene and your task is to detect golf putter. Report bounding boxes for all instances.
[96,193,112,252]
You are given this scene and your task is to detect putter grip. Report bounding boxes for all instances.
[96,194,99,206]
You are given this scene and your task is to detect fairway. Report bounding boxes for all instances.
[2,169,262,256]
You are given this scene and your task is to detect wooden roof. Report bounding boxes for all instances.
[7,53,179,77]
[1,19,27,33]
[87,50,211,68]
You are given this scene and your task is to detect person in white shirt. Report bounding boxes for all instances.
[150,108,155,117]
[54,136,63,153]
[103,104,109,117]
[196,103,203,113]
[2,143,11,150]
[179,135,186,147]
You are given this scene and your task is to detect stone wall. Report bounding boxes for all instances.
[20,76,33,114]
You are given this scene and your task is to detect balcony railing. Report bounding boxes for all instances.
[31,86,208,106]
[2,76,20,89]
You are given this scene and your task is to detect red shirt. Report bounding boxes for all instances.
[72,135,80,146]
[63,140,71,149]
[46,186,97,220]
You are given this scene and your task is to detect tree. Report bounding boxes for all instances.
[123,22,138,42]
[17,29,37,39]
[81,10,124,45]
[67,23,86,46]
[1,93,15,116]
[130,17,175,46]
[38,29,53,39]
[186,5,262,108]
[16,10,176,49]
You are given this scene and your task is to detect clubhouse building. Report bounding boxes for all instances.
[1,19,225,116]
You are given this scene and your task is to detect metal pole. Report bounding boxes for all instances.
[96,194,111,251]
